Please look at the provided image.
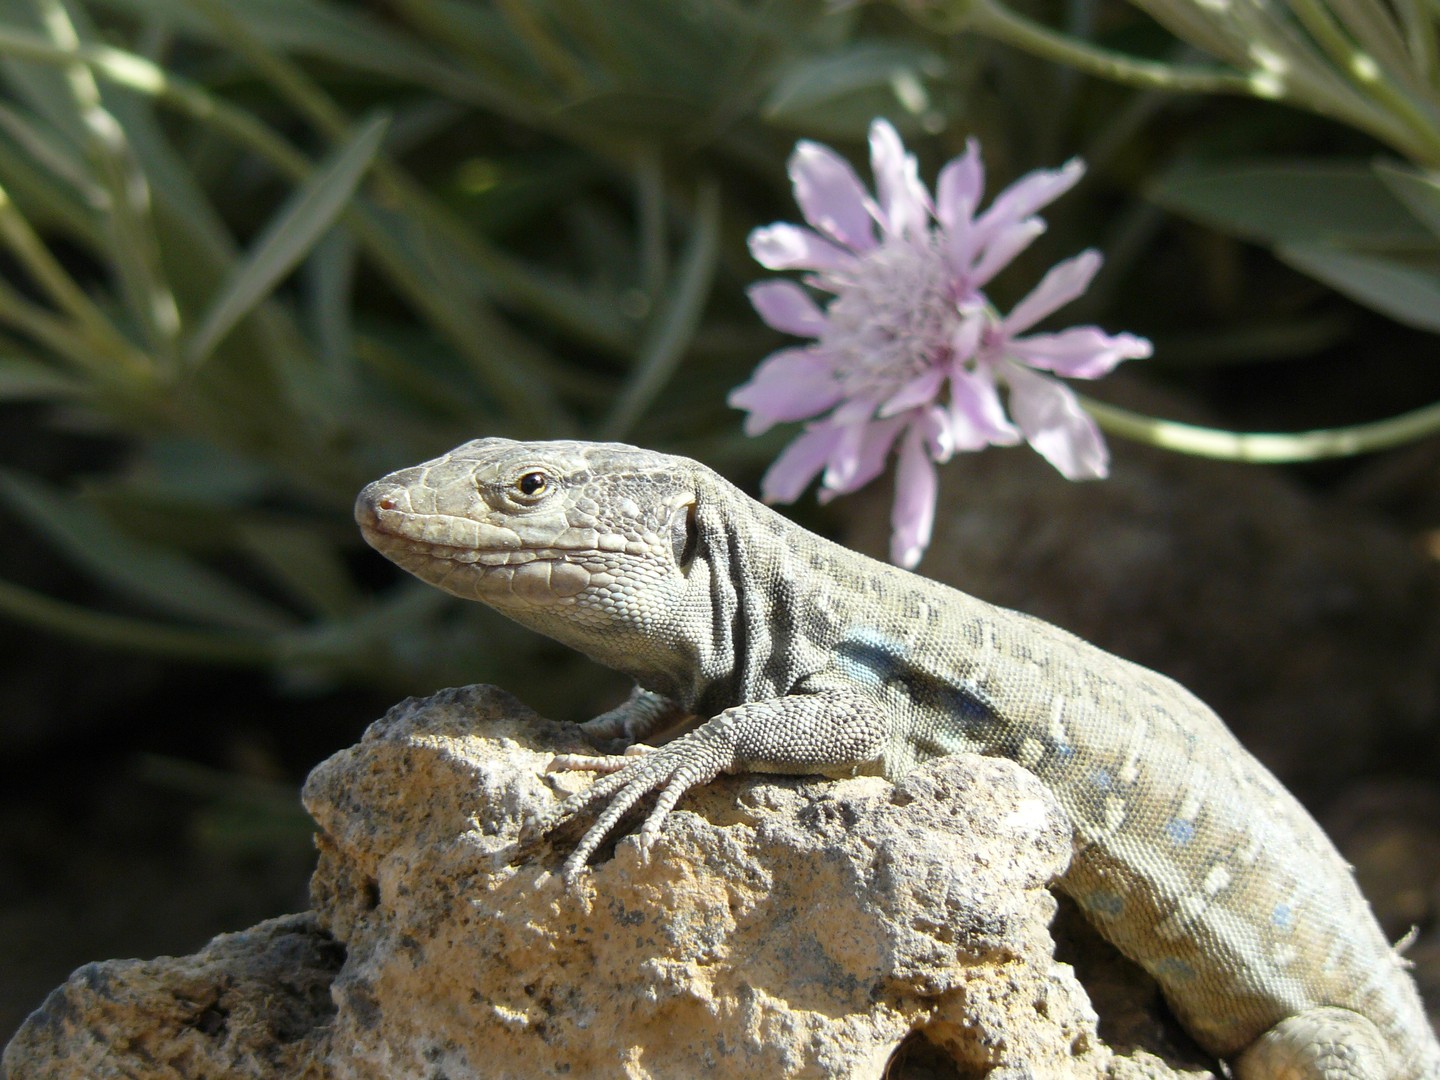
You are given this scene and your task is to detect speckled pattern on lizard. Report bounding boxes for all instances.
[356,437,1440,1079]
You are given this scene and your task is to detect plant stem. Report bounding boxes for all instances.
[1081,395,1440,460]
[964,0,1260,95]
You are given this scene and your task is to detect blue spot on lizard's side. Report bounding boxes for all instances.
[1166,819,1195,846]
[833,631,1003,751]
[1271,903,1294,930]
[1078,890,1126,919]
[1153,957,1198,983]
[832,630,896,689]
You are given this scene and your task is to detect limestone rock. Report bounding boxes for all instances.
[305,684,1210,1078]
[5,685,1216,1078]
[2,913,339,1079]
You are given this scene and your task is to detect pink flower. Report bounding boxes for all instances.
[729,119,1151,567]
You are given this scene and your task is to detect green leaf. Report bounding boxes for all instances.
[1276,243,1440,332]
[235,520,359,620]
[555,91,707,137]
[1373,160,1440,243]
[0,113,99,240]
[0,102,100,206]
[0,575,275,664]
[184,113,388,366]
[763,42,943,135]
[0,469,297,632]
[0,356,85,399]
[92,0,471,93]
[601,177,721,440]
[0,0,90,151]
[1150,160,1436,249]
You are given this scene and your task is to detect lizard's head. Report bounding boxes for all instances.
[355,438,701,645]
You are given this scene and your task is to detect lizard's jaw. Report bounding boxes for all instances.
[356,489,609,605]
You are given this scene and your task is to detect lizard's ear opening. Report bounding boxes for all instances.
[669,501,698,571]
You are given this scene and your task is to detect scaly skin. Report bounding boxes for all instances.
[356,437,1440,1079]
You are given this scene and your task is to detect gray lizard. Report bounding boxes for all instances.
[355,437,1440,1079]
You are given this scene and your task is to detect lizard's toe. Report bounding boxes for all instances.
[546,751,633,775]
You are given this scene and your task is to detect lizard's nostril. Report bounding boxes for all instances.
[377,497,397,511]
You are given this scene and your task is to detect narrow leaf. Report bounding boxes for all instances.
[0,356,85,399]
[1373,160,1440,243]
[763,42,942,134]
[185,113,388,365]
[0,469,297,632]
[0,576,275,664]
[1277,242,1440,332]
[236,520,359,620]
[1151,160,1435,248]
[601,177,720,440]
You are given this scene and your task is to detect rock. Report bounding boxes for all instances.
[5,685,1217,1078]
[1,913,339,1079]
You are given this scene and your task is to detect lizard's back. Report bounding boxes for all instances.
[873,570,1438,1074]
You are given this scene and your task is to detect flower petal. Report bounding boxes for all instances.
[790,140,877,253]
[951,307,985,364]
[1001,249,1102,336]
[949,365,1020,449]
[749,223,858,273]
[890,423,939,568]
[936,138,983,235]
[970,217,1045,288]
[1007,327,1152,379]
[868,119,930,240]
[831,393,882,425]
[760,423,844,504]
[973,158,1084,249]
[878,366,946,417]
[747,280,829,337]
[821,414,905,496]
[918,402,954,461]
[1003,364,1109,479]
[728,348,843,434]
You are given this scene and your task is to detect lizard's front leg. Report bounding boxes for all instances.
[533,689,890,879]
[575,687,689,748]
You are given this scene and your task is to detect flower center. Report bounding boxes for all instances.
[817,235,959,404]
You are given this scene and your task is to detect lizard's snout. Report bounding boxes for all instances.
[354,482,398,540]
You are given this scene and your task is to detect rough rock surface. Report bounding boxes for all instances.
[6,684,1218,1079]
[2,912,339,1079]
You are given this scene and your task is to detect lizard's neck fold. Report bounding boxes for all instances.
[678,473,829,714]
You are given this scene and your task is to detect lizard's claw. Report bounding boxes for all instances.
[528,726,734,881]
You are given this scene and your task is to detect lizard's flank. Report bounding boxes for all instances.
[356,437,1440,1080]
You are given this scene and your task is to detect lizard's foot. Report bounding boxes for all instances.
[527,724,736,882]
[1232,1006,1388,1080]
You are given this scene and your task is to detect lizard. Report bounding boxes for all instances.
[355,436,1440,1080]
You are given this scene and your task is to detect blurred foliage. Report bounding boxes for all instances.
[0,0,1435,712]
[0,0,967,707]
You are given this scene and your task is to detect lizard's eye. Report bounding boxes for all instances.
[514,471,550,498]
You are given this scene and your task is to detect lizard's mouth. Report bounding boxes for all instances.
[355,491,607,601]
[357,500,594,565]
